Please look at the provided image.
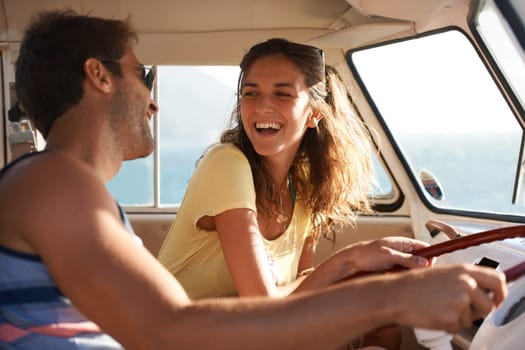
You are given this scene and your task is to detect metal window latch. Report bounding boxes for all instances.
[8,120,36,158]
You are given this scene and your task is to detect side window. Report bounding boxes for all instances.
[107,65,395,208]
[107,66,240,207]
[157,66,239,205]
[371,153,393,198]
[349,29,525,217]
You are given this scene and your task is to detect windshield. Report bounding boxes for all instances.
[349,29,524,217]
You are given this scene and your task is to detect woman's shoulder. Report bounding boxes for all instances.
[208,142,243,155]
[202,143,247,162]
[191,143,251,178]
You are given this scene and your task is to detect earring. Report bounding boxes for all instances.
[310,114,320,127]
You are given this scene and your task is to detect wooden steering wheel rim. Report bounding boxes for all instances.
[414,224,525,259]
[339,224,525,282]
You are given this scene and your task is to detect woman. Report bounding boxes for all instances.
[157,39,436,349]
[158,37,430,300]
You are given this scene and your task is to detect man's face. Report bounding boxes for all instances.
[108,49,159,160]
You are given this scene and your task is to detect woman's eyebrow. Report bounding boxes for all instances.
[274,82,295,88]
[241,82,258,88]
[241,81,296,89]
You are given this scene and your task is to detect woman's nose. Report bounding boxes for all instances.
[254,95,274,113]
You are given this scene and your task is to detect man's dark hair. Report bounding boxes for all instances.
[15,9,138,138]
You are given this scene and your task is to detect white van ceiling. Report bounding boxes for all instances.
[0,0,468,64]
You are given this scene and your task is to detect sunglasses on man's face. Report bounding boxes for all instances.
[140,65,156,91]
[100,59,156,91]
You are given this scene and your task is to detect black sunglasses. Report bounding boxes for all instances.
[100,59,156,91]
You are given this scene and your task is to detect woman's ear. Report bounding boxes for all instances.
[84,58,112,93]
[307,110,324,128]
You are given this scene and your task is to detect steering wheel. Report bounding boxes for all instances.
[340,223,525,282]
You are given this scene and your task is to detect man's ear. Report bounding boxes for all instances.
[84,58,113,93]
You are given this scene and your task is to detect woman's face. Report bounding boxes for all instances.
[240,54,319,164]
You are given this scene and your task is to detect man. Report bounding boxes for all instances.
[0,9,506,350]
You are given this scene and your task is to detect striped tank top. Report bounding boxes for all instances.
[0,152,139,349]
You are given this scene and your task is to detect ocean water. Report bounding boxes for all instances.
[107,147,205,206]
[396,132,524,215]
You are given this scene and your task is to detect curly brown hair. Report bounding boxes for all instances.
[221,38,375,244]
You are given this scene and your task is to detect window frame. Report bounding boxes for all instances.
[468,0,525,123]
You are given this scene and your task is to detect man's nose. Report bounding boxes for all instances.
[149,99,159,114]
